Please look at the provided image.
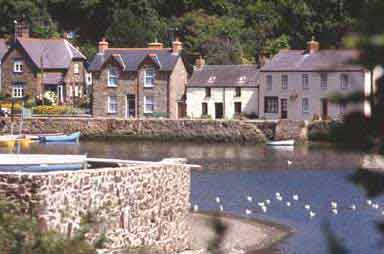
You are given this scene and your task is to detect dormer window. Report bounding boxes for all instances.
[238,76,247,83]
[208,76,216,83]
[107,66,119,87]
[14,60,23,73]
[144,68,156,88]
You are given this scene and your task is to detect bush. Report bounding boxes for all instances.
[32,105,80,115]
[0,103,22,113]
[201,114,212,119]
[144,112,169,118]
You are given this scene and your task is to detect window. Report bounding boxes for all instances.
[235,87,241,97]
[107,96,118,113]
[302,74,309,90]
[302,98,309,114]
[74,85,79,97]
[144,96,155,113]
[74,63,80,74]
[202,102,208,115]
[13,60,23,73]
[144,68,156,87]
[282,75,288,90]
[264,96,278,113]
[12,83,24,98]
[340,103,347,114]
[320,73,328,89]
[208,76,216,83]
[266,75,272,90]
[205,87,211,98]
[234,102,242,115]
[108,67,119,87]
[340,74,349,89]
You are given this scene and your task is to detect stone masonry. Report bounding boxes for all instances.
[0,163,191,253]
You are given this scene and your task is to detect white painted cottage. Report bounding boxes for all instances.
[259,38,373,121]
[186,57,259,119]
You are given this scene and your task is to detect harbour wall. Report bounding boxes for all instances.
[0,117,309,142]
[0,162,191,253]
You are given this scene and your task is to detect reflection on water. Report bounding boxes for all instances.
[0,140,376,254]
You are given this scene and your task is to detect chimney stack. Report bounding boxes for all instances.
[15,20,29,38]
[98,37,109,53]
[307,36,320,54]
[148,39,163,50]
[172,37,183,54]
[195,55,205,70]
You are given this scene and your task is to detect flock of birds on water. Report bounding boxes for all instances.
[193,191,384,220]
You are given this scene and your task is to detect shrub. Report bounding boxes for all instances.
[32,105,79,115]
[201,114,212,119]
[0,103,22,113]
[144,112,169,118]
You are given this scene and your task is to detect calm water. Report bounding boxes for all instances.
[2,140,383,254]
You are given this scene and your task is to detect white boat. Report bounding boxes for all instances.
[0,154,87,172]
[266,139,295,146]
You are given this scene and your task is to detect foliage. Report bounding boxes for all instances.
[143,112,169,118]
[32,105,82,115]
[0,103,22,113]
[0,201,96,254]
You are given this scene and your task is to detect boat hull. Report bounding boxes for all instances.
[39,132,80,143]
[266,140,295,146]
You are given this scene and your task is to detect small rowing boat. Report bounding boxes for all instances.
[39,132,80,143]
[266,139,295,146]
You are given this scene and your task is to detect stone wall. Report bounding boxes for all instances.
[0,163,191,253]
[1,117,271,143]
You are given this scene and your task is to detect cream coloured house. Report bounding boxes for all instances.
[186,60,259,119]
[260,39,373,121]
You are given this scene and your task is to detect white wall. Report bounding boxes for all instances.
[186,87,258,119]
[259,71,367,120]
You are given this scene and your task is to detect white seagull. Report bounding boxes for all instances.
[367,200,373,206]
[293,194,299,201]
[215,197,221,203]
[304,204,311,210]
[288,160,293,166]
[193,204,199,212]
[332,209,338,215]
[245,209,252,215]
[286,201,291,207]
[265,199,271,205]
[349,204,357,211]
[309,211,316,218]
[219,205,224,212]
[331,201,338,209]
[247,196,253,202]
[372,203,379,209]
[258,202,265,207]
[261,206,268,213]
[276,195,283,201]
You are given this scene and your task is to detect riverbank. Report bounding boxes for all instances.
[187,212,293,254]
[0,117,309,143]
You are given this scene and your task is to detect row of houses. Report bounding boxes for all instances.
[0,21,375,121]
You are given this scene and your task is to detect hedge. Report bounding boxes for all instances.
[32,105,81,115]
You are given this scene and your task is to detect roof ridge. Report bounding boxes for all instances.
[107,47,172,51]
[17,37,64,41]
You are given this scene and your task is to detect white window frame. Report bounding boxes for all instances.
[144,96,155,113]
[302,74,309,90]
[74,63,80,74]
[320,73,328,90]
[13,60,23,73]
[266,75,272,90]
[107,96,118,114]
[12,83,24,98]
[144,68,156,88]
[302,98,309,114]
[264,96,278,113]
[281,75,288,90]
[74,85,79,97]
[107,67,119,87]
[340,74,349,89]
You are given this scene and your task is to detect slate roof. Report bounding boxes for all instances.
[0,39,8,60]
[261,49,363,72]
[43,72,64,85]
[16,38,86,70]
[88,48,180,72]
[188,65,260,87]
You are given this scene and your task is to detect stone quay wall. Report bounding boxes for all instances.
[0,163,191,253]
[0,117,309,142]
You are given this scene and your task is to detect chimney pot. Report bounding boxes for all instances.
[98,37,109,53]
[172,37,183,54]
[307,36,320,54]
[148,40,164,49]
[15,20,29,38]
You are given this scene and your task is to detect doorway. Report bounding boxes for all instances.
[321,98,328,119]
[215,103,224,119]
[281,98,288,119]
[126,94,136,118]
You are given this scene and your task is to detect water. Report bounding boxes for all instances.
[2,140,383,254]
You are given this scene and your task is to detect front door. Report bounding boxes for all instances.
[177,102,186,119]
[126,94,136,118]
[281,98,288,119]
[321,98,328,119]
[215,103,224,119]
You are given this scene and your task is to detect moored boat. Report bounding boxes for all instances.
[39,132,80,143]
[266,139,295,146]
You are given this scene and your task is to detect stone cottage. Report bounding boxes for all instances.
[259,38,373,121]
[2,22,87,104]
[88,38,187,119]
[186,57,259,119]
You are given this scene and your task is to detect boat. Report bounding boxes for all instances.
[39,132,80,143]
[0,154,87,172]
[266,139,295,146]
